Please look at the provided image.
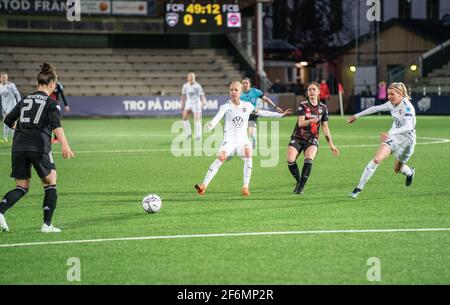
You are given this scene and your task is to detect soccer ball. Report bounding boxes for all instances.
[142,194,162,213]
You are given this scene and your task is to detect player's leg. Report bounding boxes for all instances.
[393,142,415,186]
[0,152,32,232]
[351,143,392,198]
[242,145,253,196]
[40,170,60,233]
[2,123,9,143]
[295,144,318,194]
[193,110,202,141]
[195,145,232,195]
[32,152,60,233]
[248,116,258,149]
[2,109,9,143]
[287,143,302,188]
[182,108,192,139]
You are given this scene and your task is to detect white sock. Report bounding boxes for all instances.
[249,129,257,149]
[3,124,9,140]
[243,158,253,188]
[400,165,413,176]
[357,160,379,190]
[203,159,223,187]
[195,120,202,139]
[183,120,192,137]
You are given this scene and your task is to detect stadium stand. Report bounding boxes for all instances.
[0,47,245,96]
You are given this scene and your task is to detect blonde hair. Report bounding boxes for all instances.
[188,72,196,82]
[388,82,411,100]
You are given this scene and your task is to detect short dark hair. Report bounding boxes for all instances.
[242,77,252,83]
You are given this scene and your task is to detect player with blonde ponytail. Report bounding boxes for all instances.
[347,82,416,198]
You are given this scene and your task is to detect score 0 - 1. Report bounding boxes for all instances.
[166,3,240,13]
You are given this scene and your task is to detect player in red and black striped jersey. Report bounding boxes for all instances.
[287,82,339,194]
[49,81,69,144]
[0,63,74,233]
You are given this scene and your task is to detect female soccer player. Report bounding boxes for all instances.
[241,77,283,149]
[195,81,292,196]
[181,72,207,141]
[0,73,21,144]
[287,82,339,195]
[50,81,70,144]
[0,63,75,233]
[348,82,416,198]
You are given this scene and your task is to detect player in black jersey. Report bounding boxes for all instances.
[0,63,74,233]
[287,82,339,194]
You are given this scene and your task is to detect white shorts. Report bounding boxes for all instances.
[218,139,252,157]
[383,137,416,163]
[184,100,202,113]
[2,103,15,117]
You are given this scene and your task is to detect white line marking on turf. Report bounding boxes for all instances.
[1,228,449,248]
[0,137,448,155]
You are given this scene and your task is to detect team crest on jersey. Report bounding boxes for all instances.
[243,107,247,113]
[399,109,403,115]
[166,13,179,27]
[232,116,244,128]
[319,109,323,114]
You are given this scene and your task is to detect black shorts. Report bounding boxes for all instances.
[288,138,319,154]
[11,151,56,179]
[248,114,258,127]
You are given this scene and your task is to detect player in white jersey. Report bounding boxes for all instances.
[0,73,21,144]
[181,72,207,141]
[194,81,292,196]
[347,82,416,198]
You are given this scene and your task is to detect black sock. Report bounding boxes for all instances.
[288,162,300,182]
[43,185,57,226]
[0,187,28,215]
[299,159,313,189]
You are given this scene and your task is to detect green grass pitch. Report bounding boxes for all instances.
[0,115,449,284]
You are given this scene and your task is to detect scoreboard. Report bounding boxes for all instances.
[165,1,241,33]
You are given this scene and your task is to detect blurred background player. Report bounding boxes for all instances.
[0,73,21,144]
[181,72,207,141]
[49,81,70,144]
[195,81,291,196]
[348,82,416,199]
[241,77,283,149]
[0,63,74,233]
[287,82,339,195]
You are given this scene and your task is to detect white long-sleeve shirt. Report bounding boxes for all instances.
[209,100,283,142]
[355,99,416,142]
[0,82,21,113]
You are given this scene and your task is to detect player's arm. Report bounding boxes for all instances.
[3,101,21,129]
[254,108,292,118]
[12,84,21,104]
[49,103,74,159]
[347,102,391,123]
[206,105,227,131]
[261,95,283,113]
[59,84,70,111]
[200,94,207,108]
[322,121,339,155]
[180,94,186,111]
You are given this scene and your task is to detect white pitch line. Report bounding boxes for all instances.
[0,137,448,155]
[1,228,450,248]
